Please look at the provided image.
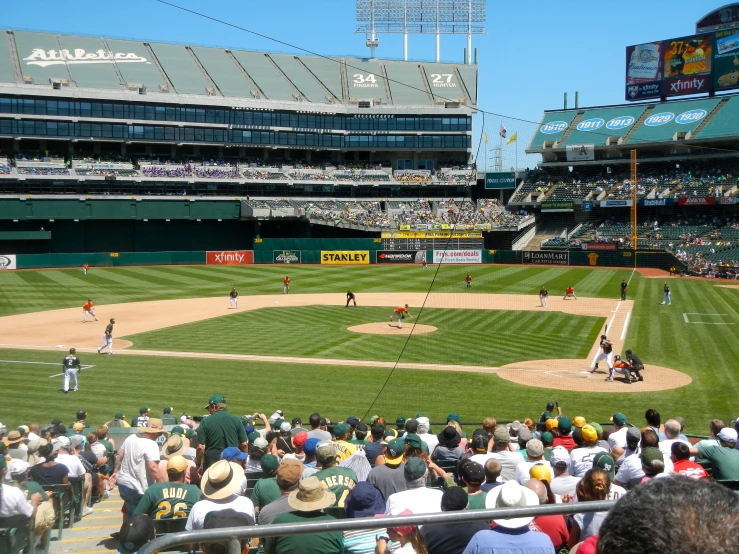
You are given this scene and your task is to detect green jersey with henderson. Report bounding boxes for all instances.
[314,466,358,507]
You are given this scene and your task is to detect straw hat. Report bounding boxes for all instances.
[137,418,167,435]
[287,476,336,512]
[161,435,190,459]
[201,460,244,500]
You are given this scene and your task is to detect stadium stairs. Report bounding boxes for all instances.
[691,97,730,138]
[622,106,655,144]
[49,491,123,554]
[522,220,567,251]
[554,111,584,147]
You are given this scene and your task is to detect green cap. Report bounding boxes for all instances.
[247,431,261,443]
[540,431,554,446]
[396,417,406,426]
[333,423,350,438]
[590,422,603,436]
[404,457,427,480]
[546,402,555,411]
[558,417,573,433]
[184,429,195,440]
[114,413,124,420]
[273,419,284,430]
[260,454,279,475]
[447,413,461,423]
[415,413,424,418]
[170,426,186,436]
[163,407,172,415]
[611,413,628,426]
[369,415,380,424]
[640,446,663,466]
[384,429,398,440]
[205,395,226,408]
[404,433,423,449]
[139,407,149,414]
[594,452,616,480]
[385,438,405,461]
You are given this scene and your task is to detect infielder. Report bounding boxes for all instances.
[283,276,291,294]
[465,274,472,289]
[62,347,82,393]
[389,304,412,329]
[421,259,428,271]
[346,290,357,307]
[539,287,549,307]
[229,287,239,309]
[97,317,115,354]
[82,298,98,322]
[661,283,671,305]
[563,286,577,300]
[591,335,615,380]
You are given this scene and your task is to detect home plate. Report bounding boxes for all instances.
[56,344,65,349]
[579,371,592,376]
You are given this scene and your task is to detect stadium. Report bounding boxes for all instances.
[0,2,738,554]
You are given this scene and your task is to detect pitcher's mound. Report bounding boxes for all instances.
[348,322,438,335]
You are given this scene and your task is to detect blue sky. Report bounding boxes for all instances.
[3,0,728,168]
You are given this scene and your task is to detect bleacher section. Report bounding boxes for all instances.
[271,54,330,103]
[696,96,739,140]
[149,42,212,95]
[628,98,722,144]
[527,111,580,150]
[191,47,254,97]
[559,106,648,147]
[231,51,297,102]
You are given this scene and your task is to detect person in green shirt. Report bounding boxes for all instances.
[349,423,370,450]
[8,459,56,541]
[265,476,344,554]
[690,428,739,481]
[251,455,281,511]
[461,461,487,510]
[134,456,202,520]
[313,442,357,508]
[196,394,248,470]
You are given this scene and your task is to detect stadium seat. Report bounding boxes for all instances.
[0,515,33,554]
[39,484,74,540]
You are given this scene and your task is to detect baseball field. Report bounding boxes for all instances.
[0,264,736,433]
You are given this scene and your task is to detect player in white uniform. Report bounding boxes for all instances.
[590,335,615,380]
[569,425,607,477]
[229,288,239,309]
[62,347,82,393]
[97,318,115,354]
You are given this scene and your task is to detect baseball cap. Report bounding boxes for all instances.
[53,436,71,449]
[461,461,484,485]
[383,429,398,441]
[276,459,303,490]
[119,515,154,554]
[494,426,510,444]
[114,413,125,420]
[540,432,554,446]
[558,417,573,434]
[416,416,430,430]
[171,426,186,436]
[545,418,559,432]
[385,438,405,464]
[718,428,738,443]
[594,452,616,480]
[626,427,641,443]
[280,422,292,433]
[447,413,461,423]
[546,402,555,411]
[72,422,85,432]
[404,457,427,481]
[404,433,423,449]
[252,437,269,451]
[581,425,598,443]
[260,454,280,475]
[550,446,571,468]
[395,417,406,427]
[640,447,664,466]
[333,423,350,438]
[167,455,188,474]
[346,416,360,427]
[69,435,85,449]
[573,416,586,428]
[611,412,628,426]
[76,410,87,420]
[315,442,337,464]
[530,464,552,483]
[291,417,302,426]
[221,447,247,462]
[163,407,173,414]
[526,439,544,458]
[293,431,308,447]
[246,431,260,443]
[508,421,522,435]
[8,459,30,476]
[441,487,469,511]
[518,426,532,443]
[139,407,149,414]
[590,422,603,437]
[304,438,320,456]
[204,395,226,409]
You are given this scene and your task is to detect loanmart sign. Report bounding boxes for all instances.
[485,172,516,189]
[522,251,569,266]
[23,48,149,67]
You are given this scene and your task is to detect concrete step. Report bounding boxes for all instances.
[49,493,122,554]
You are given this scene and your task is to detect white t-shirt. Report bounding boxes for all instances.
[469,453,494,466]
[116,434,161,494]
[616,446,639,466]
[573,483,627,502]
[569,446,607,478]
[419,432,439,453]
[658,438,691,460]
[550,474,581,498]
[386,487,443,515]
[489,451,525,482]
[0,484,33,518]
[185,494,255,530]
[614,452,674,487]
[608,427,629,450]
[56,453,87,478]
[515,460,552,485]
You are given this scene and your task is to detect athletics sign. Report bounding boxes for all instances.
[273,250,301,264]
[0,254,17,270]
[522,251,569,266]
[23,48,149,67]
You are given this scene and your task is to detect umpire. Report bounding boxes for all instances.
[625,349,645,382]
[196,394,248,470]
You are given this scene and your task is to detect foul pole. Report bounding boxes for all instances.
[631,149,638,268]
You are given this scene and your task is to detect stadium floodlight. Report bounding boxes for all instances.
[356,0,486,62]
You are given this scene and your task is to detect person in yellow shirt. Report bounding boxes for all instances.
[331,423,357,463]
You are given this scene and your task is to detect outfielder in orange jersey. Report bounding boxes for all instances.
[283,276,291,294]
[83,263,89,276]
[82,298,98,322]
[389,304,412,329]
[465,274,472,289]
[563,286,577,300]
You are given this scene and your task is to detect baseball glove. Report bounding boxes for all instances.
[401,314,406,319]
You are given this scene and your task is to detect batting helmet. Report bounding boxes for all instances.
[110,318,115,323]
[69,347,76,353]
[76,410,87,420]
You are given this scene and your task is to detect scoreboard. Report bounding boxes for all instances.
[380,231,484,251]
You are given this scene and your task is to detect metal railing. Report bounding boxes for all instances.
[139,500,617,554]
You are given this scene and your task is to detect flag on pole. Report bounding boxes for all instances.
[506,132,518,145]
[499,123,507,139]
[483,134,488,144]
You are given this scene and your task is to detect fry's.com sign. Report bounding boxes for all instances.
[432,250,482,264]
[206,251,253,265]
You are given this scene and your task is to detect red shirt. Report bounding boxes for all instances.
[673,459,709,480]
[394,306,408,315]
[283,278,290,285]
[466,275,472,282]
[552,435,577,452]
[532,515,569,549]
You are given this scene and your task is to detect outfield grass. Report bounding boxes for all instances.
[0,265,736,434]
[124,306,604,366]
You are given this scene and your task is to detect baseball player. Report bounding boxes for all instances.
[539,287,549,307]
[62,347,82,393]
[229,287,239,309]
[563,286,577,300]
[620,279,628,301]
[389,304,412,329]
[612,355,634,384]
[83,263,89,276]
[97,318,115,354]
[625,349,645,382]
[346,290,357,307]
[661,283,671,305]
[283,276,291,294]
[591,335,615,380]
[82,298,98,322]
[421,259,428,271]
[465,274,472,289]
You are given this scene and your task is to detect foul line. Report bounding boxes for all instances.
[620,312,631,340]
[0,359,96,377]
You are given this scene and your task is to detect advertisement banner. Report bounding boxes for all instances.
[625,41,663,101]
[713,30,739,91]
[320,251,370,265]
[273,250,301,264]
[522,251,569,266]
[566,145,595,161]
[582,243,618,251]
[639,198,674,207]
[206,251,253,265]
[381,231,483,239]
[662,35,712,97]
[377,250,426,264]
[541,201,574,213]
[432,250,482,264]
[485,172,516,189]
[0,254,17,270]
[720,197,738,205]
[582,201,593,211]
[677,197,715,206]
[600,199,633,207]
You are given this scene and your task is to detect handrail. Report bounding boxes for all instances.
[139,500,617,554]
